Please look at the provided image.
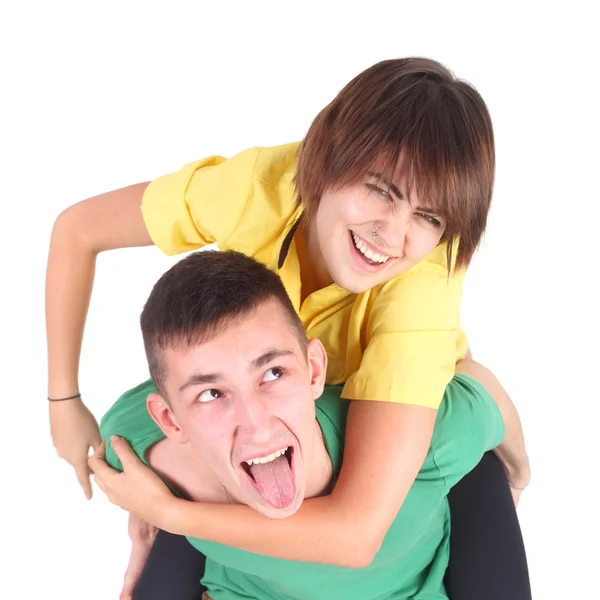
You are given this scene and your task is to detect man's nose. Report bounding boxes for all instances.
[234,393,273,440]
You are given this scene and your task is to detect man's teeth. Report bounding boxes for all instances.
[352,233,389,264]
[245,447,289,466]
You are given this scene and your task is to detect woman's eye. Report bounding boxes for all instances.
[418,212,442,228]
[263,367,284,383]
[197,389,223,403]
[366,183,392,201]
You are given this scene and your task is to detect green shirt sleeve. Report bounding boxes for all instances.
[99,379,165,472]
[419,373,505,490]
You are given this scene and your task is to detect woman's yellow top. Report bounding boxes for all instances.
[142,143,468,409]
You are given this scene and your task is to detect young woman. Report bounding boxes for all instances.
[47,58,531,599]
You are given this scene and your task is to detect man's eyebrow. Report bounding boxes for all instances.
[249,349,295,372]
[367,171,441,215]
[179,371,222,394]
[178,349,294,395]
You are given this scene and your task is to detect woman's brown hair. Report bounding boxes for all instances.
[295,58,495,270]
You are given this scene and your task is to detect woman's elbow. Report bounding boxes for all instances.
[345,546,380,569]
[52,204,95,252]
[341,535,382,569]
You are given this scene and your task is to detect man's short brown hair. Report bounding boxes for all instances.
[295,57,495,270]
[140,250,308,398]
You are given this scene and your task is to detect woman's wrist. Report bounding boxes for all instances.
[48,375,81,400]
[494,447,530,489]
[161,496,194,535]
[503,457,531,490]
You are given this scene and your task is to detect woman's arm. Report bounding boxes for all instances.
[47,182,153,498]
[455,360,530,497]
[95,402,437,568]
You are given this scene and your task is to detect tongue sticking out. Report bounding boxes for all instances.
[248,454,295,509]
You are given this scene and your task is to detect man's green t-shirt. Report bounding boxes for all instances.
[100,375,504,600]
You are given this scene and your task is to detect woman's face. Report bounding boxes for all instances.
[312,158,448,294]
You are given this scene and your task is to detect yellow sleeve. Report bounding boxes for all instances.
[342,254,467,409]
[141,143,299,257]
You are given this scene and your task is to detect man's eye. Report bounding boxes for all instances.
[197,389,223,403]
[263,367,284,383]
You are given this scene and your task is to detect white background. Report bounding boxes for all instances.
[1,1,598,598]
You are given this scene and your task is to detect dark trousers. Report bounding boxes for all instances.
[134,451,531,600]
[133,530,207,600]
[444,452,532,599]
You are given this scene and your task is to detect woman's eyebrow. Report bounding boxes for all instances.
[367,171,404,200]
[367,171,442,215]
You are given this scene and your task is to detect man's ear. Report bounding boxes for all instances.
[306,337,328,400]
[147,393,188,444]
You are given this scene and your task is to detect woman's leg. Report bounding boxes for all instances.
[444,360,532,599]
[133,530,207,600]
[445,452,531,599]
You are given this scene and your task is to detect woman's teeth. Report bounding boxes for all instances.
[352,232,389,264]
[245,447,289,466]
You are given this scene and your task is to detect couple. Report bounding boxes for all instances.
[91,248,512,600]
[48,57,530,599]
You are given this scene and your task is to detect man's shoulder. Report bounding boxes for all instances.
[99,379,164,471]
[100,380,156,436]
[315,386,348,475]
[316,385,348,423]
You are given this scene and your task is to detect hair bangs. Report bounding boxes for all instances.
[295,58,495,270]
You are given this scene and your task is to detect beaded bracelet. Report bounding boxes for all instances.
[508,480,527,492]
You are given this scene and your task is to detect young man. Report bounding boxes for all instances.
[92,249,510,600]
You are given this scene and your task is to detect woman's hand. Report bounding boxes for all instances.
[50,398,101,499]
[88,436,176,528]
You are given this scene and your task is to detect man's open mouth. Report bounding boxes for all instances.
[241,446,295,509]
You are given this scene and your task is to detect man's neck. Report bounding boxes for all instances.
[146,439,230,504]
[304,420,334,499]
